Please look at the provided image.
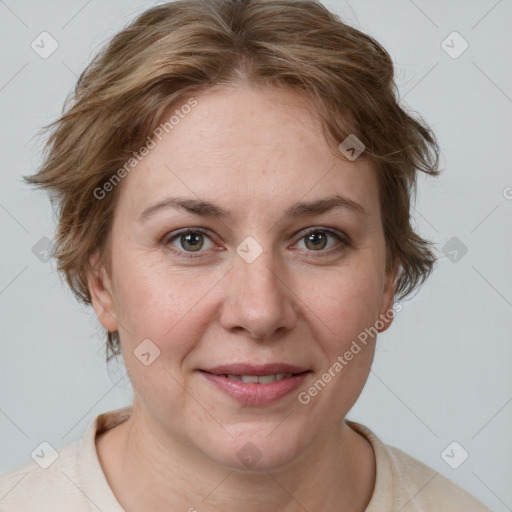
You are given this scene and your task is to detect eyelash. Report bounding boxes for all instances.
[163,227,352,259]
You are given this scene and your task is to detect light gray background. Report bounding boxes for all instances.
[1,0,511,510]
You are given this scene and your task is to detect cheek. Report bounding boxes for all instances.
[299,258,384,406]
[304,261,384,344]
[112,252,218,345]
[114,264,206,410]
[111,256,229,407]
[297,269,380,419]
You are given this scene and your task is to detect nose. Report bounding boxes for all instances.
[220,247,298,340]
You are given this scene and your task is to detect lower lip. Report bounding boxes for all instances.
[200,371,309,405]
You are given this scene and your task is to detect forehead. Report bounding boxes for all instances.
[163,85,329,167]
[116,85,379,220]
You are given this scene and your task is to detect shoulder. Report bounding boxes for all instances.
[0,440,86,512]
[384,444,491,511]
[0,406,131,512]
[347,421,491,512]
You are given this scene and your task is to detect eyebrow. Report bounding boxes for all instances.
[137,194,366,222]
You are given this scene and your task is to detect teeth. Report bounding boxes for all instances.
[241,375,260,383]
[225,373,293,383]
[258,374,278,384]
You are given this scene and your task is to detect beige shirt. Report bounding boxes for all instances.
[0,407,490,511]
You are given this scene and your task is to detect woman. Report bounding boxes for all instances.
[0,0,491,510]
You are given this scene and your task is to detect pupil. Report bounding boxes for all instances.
[307,232,326,250]
[182,232,203,251]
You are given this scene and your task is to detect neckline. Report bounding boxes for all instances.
[76,408,390,511]
[76,406,132,511]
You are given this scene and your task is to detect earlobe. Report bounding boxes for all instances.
[87,254,118,332]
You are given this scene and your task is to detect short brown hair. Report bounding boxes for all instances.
[24,0,440,359]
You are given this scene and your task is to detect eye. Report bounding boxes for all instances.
[163,226,351,259]
[294,228,350,253]
[165,229,215,256]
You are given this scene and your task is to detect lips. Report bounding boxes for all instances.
[199,364,311,405]
[202,363,309,376]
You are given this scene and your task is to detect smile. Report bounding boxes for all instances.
[199,364,311,405]
[224,373,293,383]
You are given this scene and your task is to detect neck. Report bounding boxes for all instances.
[96,403,375,511]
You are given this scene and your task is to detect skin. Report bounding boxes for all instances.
[89,83,399,511]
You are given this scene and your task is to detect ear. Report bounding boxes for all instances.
[377,258,400,333]
[87,252,118,332]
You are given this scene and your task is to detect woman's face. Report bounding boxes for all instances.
[90,84,397,471]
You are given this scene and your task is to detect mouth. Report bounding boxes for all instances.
[218,373,296,383]
[199,364,311,405]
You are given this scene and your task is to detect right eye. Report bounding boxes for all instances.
[164,229,216,257]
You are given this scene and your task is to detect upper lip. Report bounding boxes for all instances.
[201,363,310,376]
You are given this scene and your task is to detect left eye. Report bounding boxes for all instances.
[167,230,215,253]
[295,229,345,252]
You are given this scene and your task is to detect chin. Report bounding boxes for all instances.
[200,427,307,473]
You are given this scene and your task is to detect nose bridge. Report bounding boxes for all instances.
[220,240,297,338]
[238,246,281,301]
